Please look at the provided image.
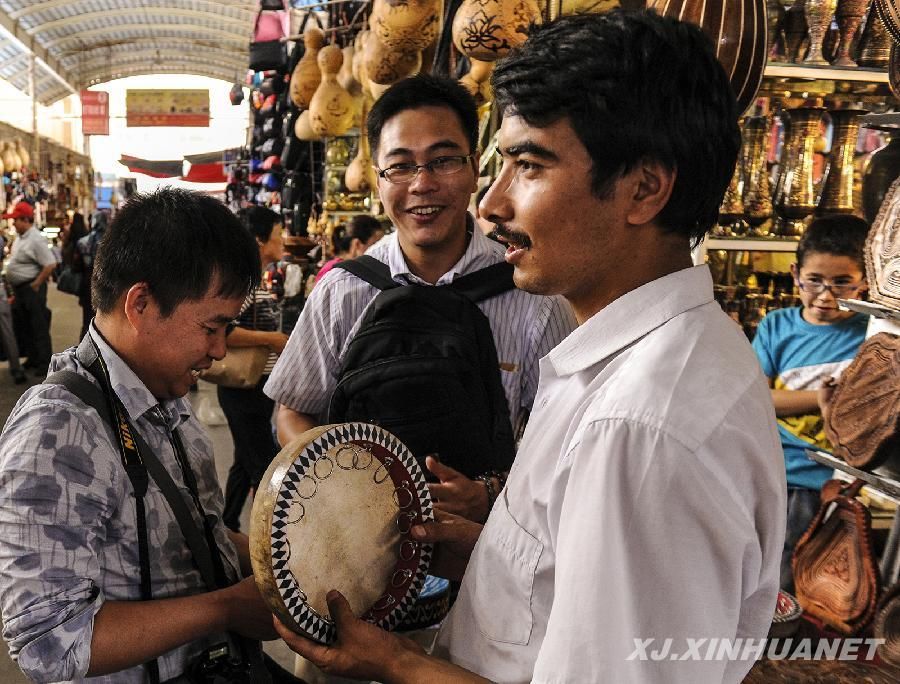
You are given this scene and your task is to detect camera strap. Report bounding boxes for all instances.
[44,333,269,683]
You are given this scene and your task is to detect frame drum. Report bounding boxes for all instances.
[250,423,433,643]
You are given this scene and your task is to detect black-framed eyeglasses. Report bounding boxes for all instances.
[797,278,863,296]
[375,155,473,184]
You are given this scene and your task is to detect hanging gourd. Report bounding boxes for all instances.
[2,142,18,171]
[345,101,378,193]
[309,45,355,137]
[338,45,362,95]
[459,59,494,103]
[364,32,421,85]
[452,0,543,62]
[294,110,320,140]
[14,139,30,169]
[370,0,441,52]
[290,26,326,109]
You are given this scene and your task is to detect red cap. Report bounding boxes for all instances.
[1,202,34,220]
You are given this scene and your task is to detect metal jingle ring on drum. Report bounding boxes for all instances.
[353,447,373,470]
[392,568,414,588]
[287,501,305,524]
[313,455,334,480]
[297,475,317,499]
[393,484,414,509]
[399,540,418,562]
[373,457,394,484]
[335,445,360,470]
[396,511,417,534]
[372,594,396,611]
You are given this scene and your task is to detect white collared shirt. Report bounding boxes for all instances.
[436,265,786,684]
[265,225,576,432]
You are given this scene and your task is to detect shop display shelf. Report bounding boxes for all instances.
[806,449,900,503]
[764,63,889,83]
[837,299,900,321]
[704,237,800,252]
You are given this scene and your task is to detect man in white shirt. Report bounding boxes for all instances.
[275,10,786,683]
[3,202,56,375]
[265,75,575,523]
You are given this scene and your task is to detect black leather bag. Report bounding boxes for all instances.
[249,40,287,73]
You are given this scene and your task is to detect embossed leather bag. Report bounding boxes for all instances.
[875,581,900,667]
[825,332,900,471]
[793,479,881,635]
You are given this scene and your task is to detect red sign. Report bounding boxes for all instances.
[81,90,109,136]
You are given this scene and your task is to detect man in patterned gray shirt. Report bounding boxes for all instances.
[0,189,279,682]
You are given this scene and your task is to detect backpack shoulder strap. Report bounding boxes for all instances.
[449,261,515,302]
[333,255,398,291]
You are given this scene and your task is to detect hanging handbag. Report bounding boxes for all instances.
[249,41,287,73]
[57,265,82,296]
[200,293,269,389]
[792,478,881,635]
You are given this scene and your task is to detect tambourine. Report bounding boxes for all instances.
[250,423,433,644]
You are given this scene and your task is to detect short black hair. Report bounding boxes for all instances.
[797,214,870,270]
[240,205,282,243]
[332,214,383,254]
[366,74,479,157]
[491,10,740,247]
[92,188,261,316]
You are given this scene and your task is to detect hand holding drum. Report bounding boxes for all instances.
[249,423,434,644]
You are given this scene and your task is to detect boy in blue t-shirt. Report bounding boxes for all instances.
[752,214,870,593]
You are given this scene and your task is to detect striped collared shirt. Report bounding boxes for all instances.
[265,223,577,433]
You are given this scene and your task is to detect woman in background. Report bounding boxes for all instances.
[218,206,290,531]
[315,214,384,283]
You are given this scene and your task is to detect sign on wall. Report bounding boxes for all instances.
[81,90,109,136]
[125,89,210,127]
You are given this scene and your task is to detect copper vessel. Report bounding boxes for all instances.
[717,155,747,236]
[833,0,868,66]
[803,0,838,65]
[857,2,891,68]
[777,107,826,237]
[742,115,775,235]
[648,0,768,114]
[783,0,810,62]
[767,0,787,59]
[818,109,866,214]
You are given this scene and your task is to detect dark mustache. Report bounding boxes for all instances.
[490,223,532,248]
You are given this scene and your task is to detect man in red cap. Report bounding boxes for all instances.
[3,201,56,375]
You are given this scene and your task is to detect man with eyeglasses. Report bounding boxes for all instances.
[751,213,871,594]
[265,74,575,524]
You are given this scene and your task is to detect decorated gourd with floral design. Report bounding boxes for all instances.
[371,0,441,51]
[452,0,542,62]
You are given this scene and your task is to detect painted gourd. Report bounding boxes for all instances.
[371,0,441,52]
[309,45,355,136]
[452,0,542,62]
[290,27,326,109]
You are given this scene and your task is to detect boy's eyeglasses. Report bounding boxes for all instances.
[797,279,863,296]
[376,155,473,184]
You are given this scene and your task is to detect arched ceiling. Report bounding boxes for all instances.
[0,0,265,104]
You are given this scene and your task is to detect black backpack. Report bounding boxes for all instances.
[327,255,517,479]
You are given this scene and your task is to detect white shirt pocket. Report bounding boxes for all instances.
[471,492,543,645]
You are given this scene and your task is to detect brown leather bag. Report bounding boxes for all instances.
[825,332,900,471]
[792,478,881,635]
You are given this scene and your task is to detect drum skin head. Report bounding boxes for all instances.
[250,423,433,643]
